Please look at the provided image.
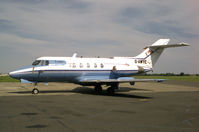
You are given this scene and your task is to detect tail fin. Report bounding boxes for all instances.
[134,39,189,68]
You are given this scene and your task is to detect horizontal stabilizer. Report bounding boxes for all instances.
[145,43,190,49]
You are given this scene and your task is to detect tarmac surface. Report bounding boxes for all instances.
[0,81,199,132]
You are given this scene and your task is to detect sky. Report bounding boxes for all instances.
[0,0,198,74]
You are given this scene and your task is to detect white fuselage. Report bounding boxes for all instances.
[9,56,152,84]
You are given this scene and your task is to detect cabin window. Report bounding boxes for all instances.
[101,63,104,68]
[135,60,137,63]
[79,63,83,68]
[72,63,76,68]
[94,63,97,68]
[87,63,90,68]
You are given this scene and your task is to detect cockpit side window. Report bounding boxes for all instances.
[49,60,66,66]
[41,60,44,66]
[41,60,49,66]
[32,60,41,66]
[45,60,49,66]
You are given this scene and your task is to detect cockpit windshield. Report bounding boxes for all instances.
[32,59,66,66]
[32,60,41,66]
[32,60,49,66]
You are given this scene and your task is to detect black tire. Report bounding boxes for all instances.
[107,87,115,95]
[94,85,102,94]
[32,88,39,94]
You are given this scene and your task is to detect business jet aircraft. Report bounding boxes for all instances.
[9,39,189,94]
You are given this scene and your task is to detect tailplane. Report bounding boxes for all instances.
[134,39,189,68]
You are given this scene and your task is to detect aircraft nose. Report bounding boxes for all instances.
[9,71,18,79]
[9,71,14,78]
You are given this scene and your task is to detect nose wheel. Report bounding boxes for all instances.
[32,83,39,94]
[32,88,39,94]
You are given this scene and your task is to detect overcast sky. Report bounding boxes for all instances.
[0,0,198,74]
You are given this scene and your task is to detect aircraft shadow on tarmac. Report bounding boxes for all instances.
[9,87,152,99]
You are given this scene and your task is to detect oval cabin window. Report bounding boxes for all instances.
[94,63,97,68]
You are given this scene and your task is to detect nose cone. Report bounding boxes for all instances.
[9,66,34,80]
[9,71,18,79]
[9,70,22,80]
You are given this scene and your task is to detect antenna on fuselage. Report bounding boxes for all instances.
[72,53,77,58]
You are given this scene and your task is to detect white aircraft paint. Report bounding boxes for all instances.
[9,39,189,94]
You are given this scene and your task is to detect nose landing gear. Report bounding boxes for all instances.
[32,83,39,94]
[32,88,39,94]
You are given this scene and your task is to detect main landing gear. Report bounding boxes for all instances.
[32,83,39,94]
[107,83,118,95]
[94,84,102,94]
[94,83,118,95]
[107,87,115,95]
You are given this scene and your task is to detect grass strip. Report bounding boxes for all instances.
[1,75,199,82]
[0,76,19,82]
[134,76,199,82]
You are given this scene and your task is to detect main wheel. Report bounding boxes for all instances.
[32,88,39,94]
[94,85,102,94]
[107,87,115,95]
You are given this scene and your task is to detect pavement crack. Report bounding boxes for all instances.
[182,117,196,127]
[57,120,75,132]
[26,124,47,128]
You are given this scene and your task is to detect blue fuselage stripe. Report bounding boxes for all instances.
[11,69,152,83]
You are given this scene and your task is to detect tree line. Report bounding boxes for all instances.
[138,72,199,76]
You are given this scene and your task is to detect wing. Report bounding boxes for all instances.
[79,77,166,83]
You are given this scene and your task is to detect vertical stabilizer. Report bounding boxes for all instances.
[135,39,170,68]
[134,39,189,69]
[150,39,170,65]
[152,39,170,46]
